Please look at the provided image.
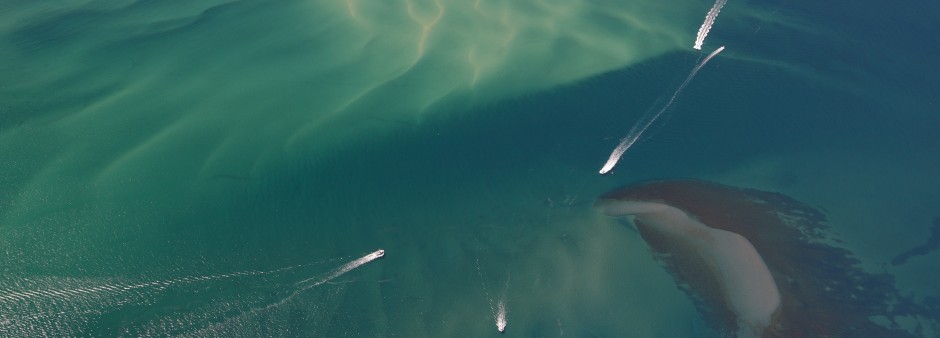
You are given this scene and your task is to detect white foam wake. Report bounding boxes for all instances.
[0,253,362,336]
[495,296,508,332]
[0,255,351,305]
[693,0,728,50]
[599,46,725,175]
[189,249,386,334]
[496,272,510,332]
[294,249,384,293]
[476,259,510,333]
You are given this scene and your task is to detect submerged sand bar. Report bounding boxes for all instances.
[597,199,780,337]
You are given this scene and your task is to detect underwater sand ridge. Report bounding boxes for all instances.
[597,179,937,337]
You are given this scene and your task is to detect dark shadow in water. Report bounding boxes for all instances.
[892,217,940,266]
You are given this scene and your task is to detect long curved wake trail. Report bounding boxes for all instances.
[599,46,726,175]
[0,250,384,336]
[208,249,386,324]
[694,0,728,50]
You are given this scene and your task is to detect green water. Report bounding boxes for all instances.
[2,0,939,336]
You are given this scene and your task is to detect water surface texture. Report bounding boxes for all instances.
[2,0,939,336]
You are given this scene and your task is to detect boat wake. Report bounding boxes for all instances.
[693,0,728,50]
[0,250,385,336]
[599,46,726,175]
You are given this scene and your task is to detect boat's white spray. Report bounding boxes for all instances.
[477,259,510,333]
[694,0,728,50]
[279,249,384,306]
[599,46,726,175]
[495,274,510,332]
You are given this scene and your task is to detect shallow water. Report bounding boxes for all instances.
[2,0,939,336]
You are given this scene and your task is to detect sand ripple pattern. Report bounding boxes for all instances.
[0,0,694,222]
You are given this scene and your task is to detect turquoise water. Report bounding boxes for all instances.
[2,0,938,336]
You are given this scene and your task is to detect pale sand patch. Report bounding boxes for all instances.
[598,200,780,337]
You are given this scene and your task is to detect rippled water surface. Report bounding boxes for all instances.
[2,0,938,336]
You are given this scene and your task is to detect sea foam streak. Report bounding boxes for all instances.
[599,46,725,175]
[693,0,728,50]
